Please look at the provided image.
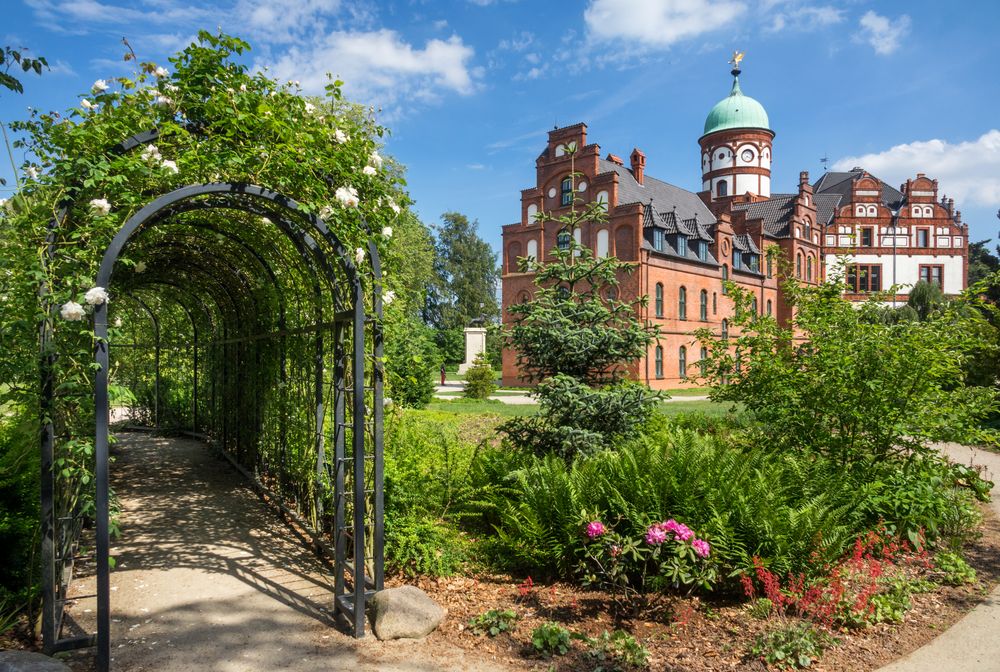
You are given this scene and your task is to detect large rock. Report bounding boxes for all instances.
[369,586,446,640]
[0,651,71,672]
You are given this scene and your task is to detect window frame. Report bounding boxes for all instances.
[699,289,708,321]
[846,263,883,293]
[655,345,664,379]
[560,176,573,207]
[678,346,687,379]
[678,286,687,320]
[655,282,664,318]
[918,264,944,289]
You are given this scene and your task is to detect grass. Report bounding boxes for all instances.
[424,398,732,418]
[662,387,713,397]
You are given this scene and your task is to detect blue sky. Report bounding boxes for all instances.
[3,0,999,256]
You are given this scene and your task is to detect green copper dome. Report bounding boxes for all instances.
[702,75,770,136]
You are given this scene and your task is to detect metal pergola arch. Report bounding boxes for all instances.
[39,128,385,672]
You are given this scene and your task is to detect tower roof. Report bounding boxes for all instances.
[702,69,771,137]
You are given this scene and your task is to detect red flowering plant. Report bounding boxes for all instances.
[575,513,718,617]
[741,525,934,629]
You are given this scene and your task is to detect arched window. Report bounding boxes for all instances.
[713,292,717,314]
[721,265,729,294]
[678,346,687,379]
[556,229,571,251]
[717,180,728,197]
[678,286,687,320]
[766,299,772,315]
[699,290,708,321]
[526,239,538,260]
[699,346,708,375]
[806,255,813,282]
[573,227,582,256]
[721,318,729,340]
[596,229,609,258]
[560,176,573,206]
[655,346,664,379]
[796,253,802,278]
[751,297,758,315]
[655,283,664,318]
[766,255,773,278]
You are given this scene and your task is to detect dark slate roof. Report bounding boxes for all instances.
[814,193,843,226]
[733,233,761,254]
[598,158,717,225]
[731,194,797,237]
[813,170,905,211]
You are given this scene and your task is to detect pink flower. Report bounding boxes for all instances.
[645,524,668,545]
[692,539,711,558]
[585,521,606,539]
[664,519,693,541]
[610,544,621,558]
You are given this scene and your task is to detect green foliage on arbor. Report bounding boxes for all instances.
[0,412,40,623]
[501,162,660,459]
[463,353,497,400]
[695,271,999,465]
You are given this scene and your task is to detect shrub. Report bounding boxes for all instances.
[468,608,518,636]
[933,550,977,586]
[747,597,774,620]
[384,516,469,577]
[384,315,441,408]
[583,629,650,668]
[750,623,836,669]
[531,622,572,657]
[577,516,717,616]
[0,413,40,625]
[463,353,497,400]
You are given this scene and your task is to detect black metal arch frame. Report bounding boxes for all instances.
[39,129,385,672]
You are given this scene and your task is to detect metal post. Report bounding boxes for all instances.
[39,315,57,653]
[94,303,111,672]
[351,296,366,637]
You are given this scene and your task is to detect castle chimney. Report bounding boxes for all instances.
[630,148,646,186]
[799,170,809,186]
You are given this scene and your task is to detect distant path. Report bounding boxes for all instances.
[878,443,1000,672]
[64,433,507,672]
[432,382,709,405]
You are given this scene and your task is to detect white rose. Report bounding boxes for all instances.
[355,247,365,265]
[163,83,179,93]
[362,165,377,176]
[161,160,179,174]
[140,144,161,162]
[60,301,86,321]
[25,166,40,180]
[261,217,272,225]
[319,205,334,219]
[381,226,393,238]
[85,286,109,305]
[382,290,396,305]
[304,102,316,113]
[370,152,383,169]
[0,198,7,210]
[154,66,169,78]
[80,99,97,111]
[114,316,123,328]
[387,200,401,215]
[92,79,108,93]
[335,186,359,208]
[89,198,111,215]
[334,129,348,143]
[155,95,172,107]
[239,83,247,92]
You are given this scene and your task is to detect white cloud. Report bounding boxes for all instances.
[265,30,480,112]
[768,5,844,32]
[234,0,342,44]
[25,0,215,28]
[856,10,911,55]
[833,130,1000,207]
[584,0,746,48]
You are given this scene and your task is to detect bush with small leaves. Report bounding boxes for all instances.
[468,608,518,637]
[531,622,572,657]
[750,622,836,669]
[463,352,497,400]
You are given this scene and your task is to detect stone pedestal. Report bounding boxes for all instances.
[457,327,487,374]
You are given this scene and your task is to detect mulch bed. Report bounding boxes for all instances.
[396,501,1000,671]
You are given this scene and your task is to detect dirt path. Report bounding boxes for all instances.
[878,443,1000,672]
[63,433,509,672]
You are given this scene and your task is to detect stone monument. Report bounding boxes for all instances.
[457,327,487,374]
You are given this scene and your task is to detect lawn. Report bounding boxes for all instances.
[424,397,735,418]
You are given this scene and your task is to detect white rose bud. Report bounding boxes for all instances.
[92,79,109,93]
[362,165,377,176]
[89,198,112,215]
[382,226,393,238]
[154,66,169,78]
[355,247,365,265]
[60,301,86,321]
[80,99,97,111]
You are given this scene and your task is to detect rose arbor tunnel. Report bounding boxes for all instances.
[42,182,384,671]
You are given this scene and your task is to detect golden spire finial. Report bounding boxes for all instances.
[729,50,745,71]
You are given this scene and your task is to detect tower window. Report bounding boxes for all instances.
[560,176,573,207]
[716,180,728,197]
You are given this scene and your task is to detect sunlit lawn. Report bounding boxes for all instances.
[423,397,736,419]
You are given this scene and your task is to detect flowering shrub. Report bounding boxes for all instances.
[576,515,718,616]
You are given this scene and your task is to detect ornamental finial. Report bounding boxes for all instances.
[729,50,745,76]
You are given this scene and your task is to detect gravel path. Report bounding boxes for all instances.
[64,433,507,672]
[878,443,1000,672]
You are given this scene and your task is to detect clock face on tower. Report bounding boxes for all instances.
[741,149,754,162]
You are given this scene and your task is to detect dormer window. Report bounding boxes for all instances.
[677,235,688,256]
[560,177,573,206]
[653,228,665,252]
[698,241,708,262]
[733,250,742,269]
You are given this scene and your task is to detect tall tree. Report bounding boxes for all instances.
[968,239,1000,304]
[424,212,500,363]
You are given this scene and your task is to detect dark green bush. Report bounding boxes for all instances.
[750,623,836,669]
[384,516,469,577]
[384,315,440,408]
[0,412,40,627]
[531,622,572,657]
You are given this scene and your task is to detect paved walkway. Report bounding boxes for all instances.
[64,433,507,672]
[878,443,1000,672]
[432,382,709,405]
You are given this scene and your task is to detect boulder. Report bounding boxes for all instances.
[0,651,71,672]
[369,586,446,640]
